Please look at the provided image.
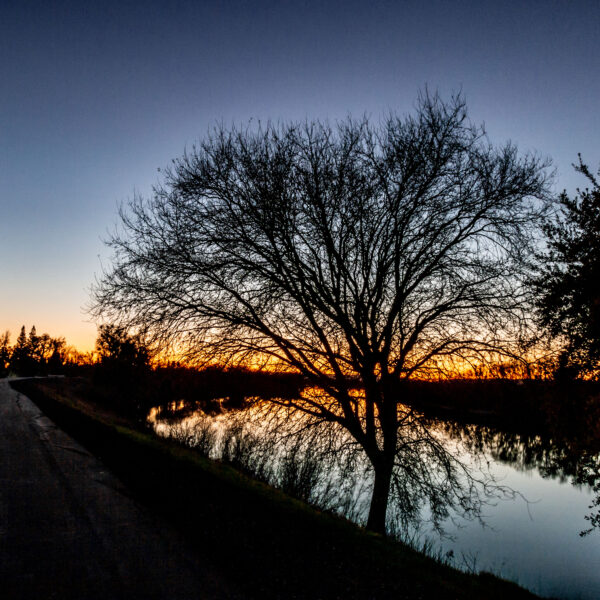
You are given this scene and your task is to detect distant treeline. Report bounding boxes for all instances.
[406,378,600,437]
[4,323,598,436]
[0,324,304,418]
[86,324,305,418]
[0,325,84,377]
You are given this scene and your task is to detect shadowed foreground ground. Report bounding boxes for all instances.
[0,379,239,599]
[4,378,542,599]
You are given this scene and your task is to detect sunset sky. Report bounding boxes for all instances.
[1,0,599,352]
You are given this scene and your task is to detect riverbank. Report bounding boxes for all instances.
[10,377,541,599]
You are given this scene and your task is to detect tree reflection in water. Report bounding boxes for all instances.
[149,393,600,536]
[435,419,600,535]
[147,398,535,538]
[147,391,600,600]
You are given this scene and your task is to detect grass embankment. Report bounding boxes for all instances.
[11,378,539,600]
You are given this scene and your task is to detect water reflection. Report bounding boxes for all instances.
[148,396,514,536]
[147,396,600,599]
[436,419,600,535]
[149,399,375,521]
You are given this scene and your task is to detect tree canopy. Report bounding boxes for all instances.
[534,156,600,379]
[93,92,551,532]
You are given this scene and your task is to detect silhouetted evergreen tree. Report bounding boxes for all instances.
[28,326,41,373]
[535,156,600,379]
[10,326,35,375]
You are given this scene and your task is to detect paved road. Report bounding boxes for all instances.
[0,379,239,599]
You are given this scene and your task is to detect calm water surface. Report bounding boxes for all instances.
[148,399,600,600]
[434,440,599,599]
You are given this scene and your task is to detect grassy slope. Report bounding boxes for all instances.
[10,378,540,600]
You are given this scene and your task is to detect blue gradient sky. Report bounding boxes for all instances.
[1,0,599,351]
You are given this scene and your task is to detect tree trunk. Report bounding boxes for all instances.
[366,458,394,534]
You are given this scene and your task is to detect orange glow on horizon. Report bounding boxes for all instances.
[0,318,559,380]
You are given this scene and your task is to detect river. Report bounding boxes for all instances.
[147,396,600,600]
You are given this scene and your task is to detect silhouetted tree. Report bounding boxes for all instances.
[28,325,39,357]
[27,326,46,373]
[35,333,50,365]
[534,156,600,379]
[93,92,551,533]
[95,324,150,379]
[10,325,35,375]
[0,331,10,376]
[46,337,66,373]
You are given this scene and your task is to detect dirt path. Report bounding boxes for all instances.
[0,379,239,599]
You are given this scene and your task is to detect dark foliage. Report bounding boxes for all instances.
[91,354,304,421]
[92,324,151,414]
[10,326,34,375]
[534,156,600,379]
[148,364,303,412]
[95,324,150,374]
[3,325,66,376]
[0,332,11,377]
